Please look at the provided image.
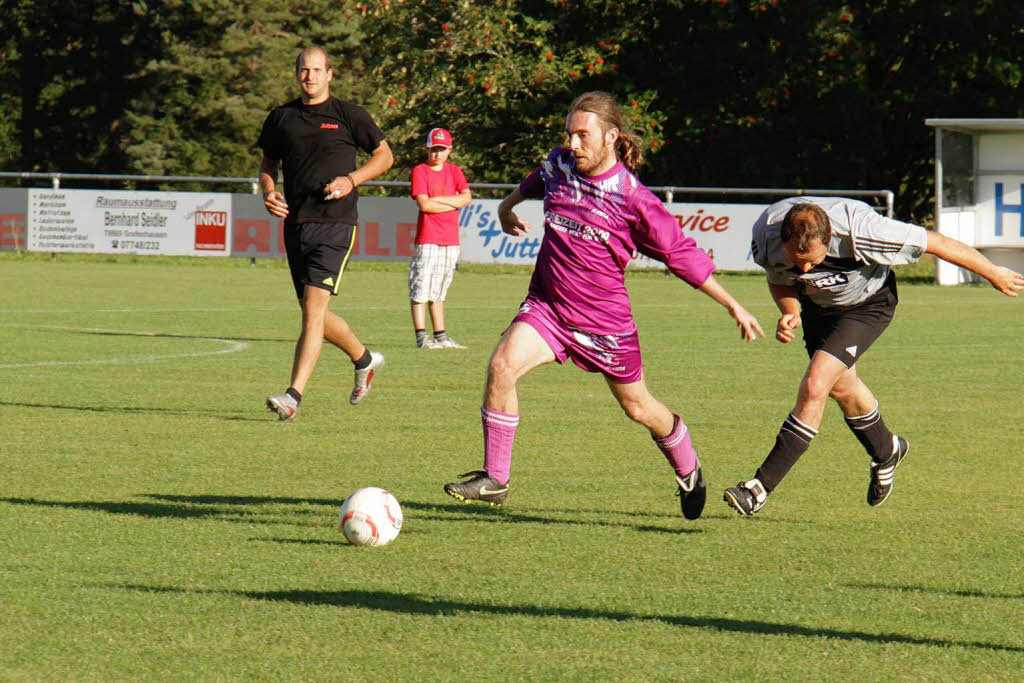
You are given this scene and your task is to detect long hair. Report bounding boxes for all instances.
[781,203,831,251]
[567,91,644,173]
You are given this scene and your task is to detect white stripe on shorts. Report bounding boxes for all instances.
[409,244,460,302]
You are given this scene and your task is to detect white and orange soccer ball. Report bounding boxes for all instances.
[338,487,403,547]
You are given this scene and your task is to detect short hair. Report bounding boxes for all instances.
[567,91,644,172]
[781,203,831,251]
[295,46,331,75]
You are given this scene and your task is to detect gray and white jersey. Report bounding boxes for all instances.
[751,197,928,307]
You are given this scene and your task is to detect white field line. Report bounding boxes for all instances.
[0,323,249,369]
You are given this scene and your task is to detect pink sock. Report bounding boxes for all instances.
[482,405,518,485]
[654,414,697,477]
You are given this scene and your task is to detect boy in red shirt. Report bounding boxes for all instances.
[409,128,473,349]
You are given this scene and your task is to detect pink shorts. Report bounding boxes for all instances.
[512,296,643,384]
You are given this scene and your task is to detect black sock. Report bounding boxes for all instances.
[285,387,302,404]
[353,349,372,370]
[845,403,895,462]
[433,329,447,340]
[415,329,427,344]
[754,413,818,493]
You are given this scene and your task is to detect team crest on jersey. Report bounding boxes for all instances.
[806,272,849,289]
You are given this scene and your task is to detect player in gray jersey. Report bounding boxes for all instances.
[724,197,1023,516]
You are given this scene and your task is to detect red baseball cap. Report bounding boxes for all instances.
[426,127,453,148]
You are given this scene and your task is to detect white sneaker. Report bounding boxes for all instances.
[266,393,298,421]
[434,336,467,350]
[350,350,385,405]
[416,337,440,349]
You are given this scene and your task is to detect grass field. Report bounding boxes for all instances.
[1,253,1022,681]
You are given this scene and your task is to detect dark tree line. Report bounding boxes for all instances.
[2,0,1021,219]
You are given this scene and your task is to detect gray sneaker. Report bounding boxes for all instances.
[444,470,509,507]
[416,337,440,349]
[868,435,909,507]
[350,350,385,405]
[723,478,768,516]
[266,393,297,421]
[675,454,706,520]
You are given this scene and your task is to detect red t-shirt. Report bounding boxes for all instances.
[410,162,469,245]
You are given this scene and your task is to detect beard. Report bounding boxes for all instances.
[573,145,613,175]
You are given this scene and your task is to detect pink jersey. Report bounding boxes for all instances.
[519,148,714,335]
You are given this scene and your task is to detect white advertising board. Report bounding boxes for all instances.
[975,176,1024,247]
[28,189,231,256]
[457,199,545,265]
[19,188,767,270]
[457,199,765,271]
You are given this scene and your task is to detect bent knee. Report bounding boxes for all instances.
[800,375,835,403]
[618,399,649,424]
[487,354,517,387]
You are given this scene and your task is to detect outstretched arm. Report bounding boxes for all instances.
[927,231,1024,297]
[698,274,766,343]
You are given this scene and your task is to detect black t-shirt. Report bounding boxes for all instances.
[257,96,386,224]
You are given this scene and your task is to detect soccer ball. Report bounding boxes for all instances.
[338,487,403,547]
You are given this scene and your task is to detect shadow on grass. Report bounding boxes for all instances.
[0,497,320,526]
[0,494,702,535]
[248,537,351,547]
[1,400,266,422]
[144,494,702,535]
[32,326,292,345]
[143,494,806,525]
[146,493,341,507]
[110,584,1023,653]
[845,582,1024,600]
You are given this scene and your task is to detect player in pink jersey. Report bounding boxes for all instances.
[444,91,765,520]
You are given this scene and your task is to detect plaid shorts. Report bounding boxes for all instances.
[408,244,460,302]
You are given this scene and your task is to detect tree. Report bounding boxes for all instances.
[607,0,1024,220]
[0,0,166,174]
[120,0,367,184]
[353,0,667,191]
[1,0,1020,218]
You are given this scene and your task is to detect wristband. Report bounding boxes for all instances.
[345,174,357,189]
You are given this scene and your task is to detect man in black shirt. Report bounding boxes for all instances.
[258,46,394,420]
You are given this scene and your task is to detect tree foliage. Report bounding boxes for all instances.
[1,0,1021,217]
[355,0,666,187]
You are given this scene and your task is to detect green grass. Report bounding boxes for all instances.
[1,253,1021,681]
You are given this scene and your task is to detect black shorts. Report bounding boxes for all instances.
[800,272,898,367]
[283,221,357,300]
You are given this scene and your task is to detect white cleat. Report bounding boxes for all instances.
[350,350,385,405]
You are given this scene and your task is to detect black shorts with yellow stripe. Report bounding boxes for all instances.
[800,271,898,368]
[284,220,357,300]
